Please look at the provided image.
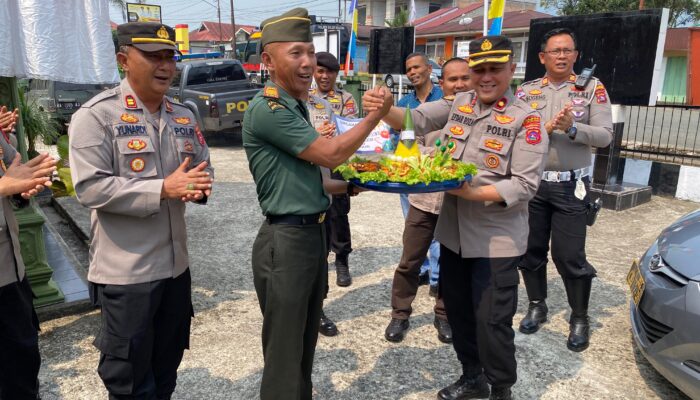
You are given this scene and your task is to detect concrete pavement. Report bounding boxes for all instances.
[35,140,697,399]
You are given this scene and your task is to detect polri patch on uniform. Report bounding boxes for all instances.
[130,157,146,172]
[263,87,279,99]
[494,98,507,111]
[595,84,607,104]
[125,95,137,109]
[344,100,356,115]
[526,130,542,145]
[127,138,148,151]
[450,125,465,136]
[523,115,541,130]
[484,138,503,151]
[494,115,514,124]
[484,154,500,168]
[121,113,139,123]
[173,117,191,124]
[195,124,206,146]
[458,104,474,114]
[114,124,148,136]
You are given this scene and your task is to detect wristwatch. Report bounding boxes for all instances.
[567,122,578,140]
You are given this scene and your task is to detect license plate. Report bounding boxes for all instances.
[626,259,645,307]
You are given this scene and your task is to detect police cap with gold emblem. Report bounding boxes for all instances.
[468,35,513,67]
[118,22,179,53]
[316,52,340,72]
[260,8,312,49]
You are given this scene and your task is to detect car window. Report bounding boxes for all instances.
[186,62,247,86]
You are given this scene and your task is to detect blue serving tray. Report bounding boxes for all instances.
[350,175,472,194]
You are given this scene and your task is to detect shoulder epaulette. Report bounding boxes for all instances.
[82,88,118,108]
[267,99,286,111]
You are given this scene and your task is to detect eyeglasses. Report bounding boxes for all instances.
[543,48,576,56]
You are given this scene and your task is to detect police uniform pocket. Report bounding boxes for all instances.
[477,136,512,175]
[93,331,130,359]
[176,137,198,163]
[116,136,157,178]
[489,268,520,325]
[442,123,469,160]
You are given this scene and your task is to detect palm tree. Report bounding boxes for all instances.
[386,7,410,27]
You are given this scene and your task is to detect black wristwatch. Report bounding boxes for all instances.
[567,122,578,140]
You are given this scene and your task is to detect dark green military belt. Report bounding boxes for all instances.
[267,212,326,225]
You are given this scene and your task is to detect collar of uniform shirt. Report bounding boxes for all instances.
[397,84,444,109]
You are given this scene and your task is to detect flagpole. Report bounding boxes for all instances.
[483,0,489,35]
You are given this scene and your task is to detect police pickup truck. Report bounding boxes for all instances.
[168,57,262,134]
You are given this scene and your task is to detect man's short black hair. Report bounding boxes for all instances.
[406,52,429,65]
[440,57,468,79]
[540,28,577,52]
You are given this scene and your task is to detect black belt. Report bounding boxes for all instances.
[267,212,326,225]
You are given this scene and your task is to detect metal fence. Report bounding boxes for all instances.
[621,104,700,167]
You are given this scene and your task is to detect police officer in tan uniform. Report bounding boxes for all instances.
[517,28,612,352]
[310,52,357,287]
[366,36,549,400]
[69,22,213,399]
[0,115,56,399]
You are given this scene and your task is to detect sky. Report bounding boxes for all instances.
[109,0,556,29]
[109,0,354,28]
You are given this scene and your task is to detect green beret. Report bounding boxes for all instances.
[118,22,178,53]
[468,35,513,67]
[260,8,312,49]
[316,52,340,72]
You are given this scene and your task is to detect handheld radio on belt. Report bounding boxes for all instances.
[575,64,596,90]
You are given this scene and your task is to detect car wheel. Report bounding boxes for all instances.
[385,75,394,88]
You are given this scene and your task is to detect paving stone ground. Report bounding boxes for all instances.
[36,136,697,399]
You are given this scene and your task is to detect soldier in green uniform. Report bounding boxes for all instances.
[242,8,392,400]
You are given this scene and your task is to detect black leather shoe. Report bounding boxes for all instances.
[418,272,429,286]
[567,316,590,352]
[437,374,489,400]
[385,318,409,342]
[319,310,338,337]
[335,261,352,287]
[434,317,452,343]
[518,301,548,334]
[489,386,512,400]
[429,284,438,298]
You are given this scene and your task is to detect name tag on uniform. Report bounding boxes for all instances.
[113,124,147,136]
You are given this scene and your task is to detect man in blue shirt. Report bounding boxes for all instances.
[392,52,443,292]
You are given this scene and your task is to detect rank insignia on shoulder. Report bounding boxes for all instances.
[484,154,500,168]
[173,117,191,125]
[165,100,174,113]
[127,139,147,151]
[568,74,577,83]
[494,98,507,111]
[494,114,514,124]
[130,157,145,172]
[314,103,325,109]
[328,90,335,97]
[443,94,456,101]
[125,95,137,109]
[264,86,279,99]
[450,125,465,136]
[267,99,286,111]
[541,77,549,87]
[458,104,473,114]
[121,113,139,123]
[525,130,542,145]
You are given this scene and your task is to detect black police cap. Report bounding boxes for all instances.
[468,36,513,67]
[316,52,340,72]
[118,22,179,53]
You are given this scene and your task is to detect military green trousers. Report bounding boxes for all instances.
[252,220,327,400]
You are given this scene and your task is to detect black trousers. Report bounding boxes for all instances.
[0,278,40,400]
[328,194,352,261]
[520,178,596,300]
[90,269,193,400]
[440,246,519,388]
[252,221,327,400]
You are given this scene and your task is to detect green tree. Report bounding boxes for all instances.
[540,0,700,27]
[386,7,410,27]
